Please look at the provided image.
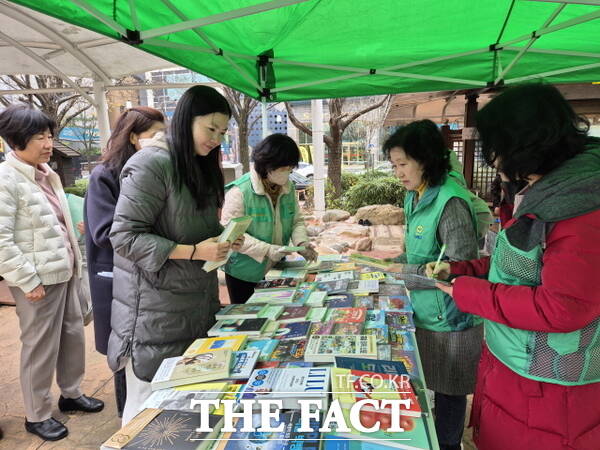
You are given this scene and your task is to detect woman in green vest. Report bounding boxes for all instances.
[383,120,483,450]
[222,133,317,304]
[429,84,600,450]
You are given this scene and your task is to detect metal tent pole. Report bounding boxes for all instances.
[93,79,111,150]
[311,99,326,217]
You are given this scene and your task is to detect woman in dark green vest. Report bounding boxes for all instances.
[222,134,317,304]
[383,120,483,450]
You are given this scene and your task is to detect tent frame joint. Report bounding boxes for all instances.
[122,29,143,45]
[369,68,376,75]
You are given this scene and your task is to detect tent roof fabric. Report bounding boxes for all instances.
[0,0,180,80]
[6,0,600,100]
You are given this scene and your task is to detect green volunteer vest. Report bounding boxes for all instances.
[223,172,297,283]
[486,228,600,385]
[405,175,482,332]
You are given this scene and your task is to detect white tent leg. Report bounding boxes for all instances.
[262,101,269,139]
[311,99,325,217]
[93,79,111,150]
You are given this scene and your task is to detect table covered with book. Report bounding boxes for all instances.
[102,254,440,450]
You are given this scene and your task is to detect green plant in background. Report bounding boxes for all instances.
[64,178,89,197]
[341,176,405,214]
[303,170,404,212]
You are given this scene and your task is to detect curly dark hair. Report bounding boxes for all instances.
[476,84,592,181]
[251,133,300,179]
[0,105,55,150]
[382,119,450,187]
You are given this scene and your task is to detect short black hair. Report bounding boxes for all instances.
[169,85,231,210]
[382,119,450,187]
[476,84,592,181]
[0,105,56,150]
[251,133,300,178]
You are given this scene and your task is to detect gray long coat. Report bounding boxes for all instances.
[107,145,222,382]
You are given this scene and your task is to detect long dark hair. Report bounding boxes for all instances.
[168,85,231,210]
[0,105,56,150]
[383,119,450,187]
[103,106,164,176]
[476,84,593,181]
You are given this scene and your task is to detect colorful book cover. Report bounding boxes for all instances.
[280,268,309,280]
[203,215,252,272]
[348,279,379,294]
[212,384,243,416]
[377,295,412,312]
[257,305,284,321]
[229,350,260,379]
[269,338,307,362]
[306,307,328,322]
[389,332,416,351]
[349,253,395,270]
[305,335,377,363]
[327,307,367,323]
[332,367,421,417]
[354,295,374,309]
[377,344,391,361]
[327,293,355,308]
[258,320,281,338]
[256,277,300,291]
[333,262,357,272]
[306,291,327,306]
[244,339,279,361]
[379,284,409,296]
[317,280,349,295]
[333,322,364,335]
[365,309,386,326]
[183,335,247,356]
[391,349,421,379]
[318,254,344,262]
[293,283,316,304]
[335,357,409,377]
[359,271,386,281]
[316,270,355,282]
[207,318,268,337]
[274,321,311,340]
[122,410,223,450]
[279,305,310,323]
[150,350,232,391]
[247,289,297,305]
[385,311,416,332]
[308,321,335,336]
[215,304,268,320]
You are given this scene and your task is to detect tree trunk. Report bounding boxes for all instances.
[238,123,250,173]
[327,129,343,197]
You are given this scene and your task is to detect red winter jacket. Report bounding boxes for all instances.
[450,209,600,449]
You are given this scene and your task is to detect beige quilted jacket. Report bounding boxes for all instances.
[0,152,82,293]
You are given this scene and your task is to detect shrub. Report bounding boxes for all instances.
[341,176,405,214]
[64,178,89,197]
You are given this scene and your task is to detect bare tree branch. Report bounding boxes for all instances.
[341,94,391,131]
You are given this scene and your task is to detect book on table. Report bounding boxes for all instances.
[240,366,330,410]
[305,334,377,363]
[102,409,224,450]
[246,289,298,305]
[207,318,269,337]
[274,320,311,340]
[183,335,248,356]
[150,350,232,391]
[269,338,308,362]
[349,253,396,270]
[140,381,229,412]
[278,305,310,323]
[203,215,252,272]
[255,277,300,290]
[214,304,269,320]
[243,338,279,361]
[227,350,260,380]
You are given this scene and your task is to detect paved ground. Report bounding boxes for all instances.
[0,274,476,450]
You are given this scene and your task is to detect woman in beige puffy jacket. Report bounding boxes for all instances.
[0,105,103,442]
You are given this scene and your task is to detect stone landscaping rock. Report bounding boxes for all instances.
[321,209,351,222]
[355,204,405,225]
[307,225,325,237]
[354,237,372,251]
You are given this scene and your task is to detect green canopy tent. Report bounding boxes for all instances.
[6,0,600,101]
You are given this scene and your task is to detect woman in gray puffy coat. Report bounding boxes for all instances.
[108,86,242,424]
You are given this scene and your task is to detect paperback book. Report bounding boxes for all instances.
[305,335,377,363]
[269,338,308,362]
[327,307,367,323]
[274,321,311,340]
[240,367,330,409]
[316,279,349,295]
[326,293,355,308]
[306,290,327,306]
[247,289,297,304]
[183,335,247,356]
[228,350,260,379]
[349,253,395,270]
[308,321,335,336]
[243,339,279,361]
[306,306,328,322]
[256,277,300,291]
[215,304,268,320]
[207,318,269,337]
[279,305,310,323]
[203,216,252,272]
[150,350,232,391]
[333,322,364,335]
[316,270,355,282]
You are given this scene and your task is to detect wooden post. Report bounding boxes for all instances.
[463,92,479,188]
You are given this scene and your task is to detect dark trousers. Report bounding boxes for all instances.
[114,368,127,418]
[225,273,257,304]
[434,392,467,450]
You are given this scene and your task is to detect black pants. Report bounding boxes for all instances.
[114,368,127,418]
[225,273,257,304]
[434,392,467,450]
